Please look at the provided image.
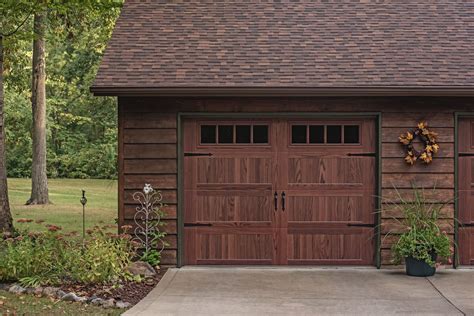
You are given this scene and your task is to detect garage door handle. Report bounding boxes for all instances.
[274,192,278,211]
[281,192,286,211]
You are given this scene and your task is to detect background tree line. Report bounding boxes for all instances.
[4,1,121,180]
[1,0,122,232]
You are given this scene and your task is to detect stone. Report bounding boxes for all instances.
[61,292,78,302]
[91,298,103,306]
[116,301,132,309]
[26,287,36,295]
[8,285,26,295]
[75,296,88,303]
[127,261,156,277]
[0,283,12,291]
[34,287,44,296]
[101,298,116,308]
[56,290,67,299]
[42,287,60,297]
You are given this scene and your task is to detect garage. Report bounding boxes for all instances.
[183,117,376,265]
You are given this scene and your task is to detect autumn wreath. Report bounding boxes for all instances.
[399,122,439,165]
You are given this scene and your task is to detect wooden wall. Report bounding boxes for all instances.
[118,96,474,266]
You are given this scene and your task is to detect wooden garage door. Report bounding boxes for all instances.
[458,118,474,265]
[183,118,376,265]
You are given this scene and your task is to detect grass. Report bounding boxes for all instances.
[0,290,122,316]
[8,178,118,233]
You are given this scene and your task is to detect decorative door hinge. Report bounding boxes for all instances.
[184,152,213,157]
[347,153,376,157]
[184,223,213,227]
[347,223,376,228]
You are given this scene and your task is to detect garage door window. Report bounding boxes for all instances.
[200,124,269,145]
[291,124,359,144]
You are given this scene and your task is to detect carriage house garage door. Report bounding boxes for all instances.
[183,117,377,265]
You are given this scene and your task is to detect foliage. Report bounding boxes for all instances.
[0,223,136,286]
[2,1,123,179]
[385,187,453,267]
[139,230,168,267]
[140,249,162,267]
[69,226,135,284]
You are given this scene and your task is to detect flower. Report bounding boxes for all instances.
[417,122,426,129]
[143,183,154,195]
[45,224,62,232]
[17,218,33,223]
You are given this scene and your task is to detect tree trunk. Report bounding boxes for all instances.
[27,11,49,205]
[0,35,13,232]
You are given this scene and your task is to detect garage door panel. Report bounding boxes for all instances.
[288,157,373,185]
[197,157,272,184]
[190,194,272,222]
[459,228,474,265]
[185,228,274,265]
[288,195,367,222]
[287,228,373,265]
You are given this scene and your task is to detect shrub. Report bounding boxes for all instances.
[0,224,136,286]
[385,187,453,267]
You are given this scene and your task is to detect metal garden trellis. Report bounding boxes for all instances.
[132,184,166,254]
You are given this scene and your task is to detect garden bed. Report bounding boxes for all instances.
[59,267,166,305]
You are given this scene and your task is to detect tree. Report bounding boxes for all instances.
[0,1,34,231]
[27,7,49,205]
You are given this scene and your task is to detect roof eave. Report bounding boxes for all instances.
[90,86,474,97]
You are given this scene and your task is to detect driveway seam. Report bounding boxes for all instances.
[426,277,466,316]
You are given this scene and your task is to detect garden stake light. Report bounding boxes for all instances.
[80,190,87,239]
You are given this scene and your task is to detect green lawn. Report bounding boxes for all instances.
[0,290,122,315]
[8,178,118,233]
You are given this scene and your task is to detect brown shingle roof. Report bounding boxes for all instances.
[92,1,474,95]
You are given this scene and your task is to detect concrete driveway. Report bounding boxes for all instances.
[124,267,474,316]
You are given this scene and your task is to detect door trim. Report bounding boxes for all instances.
[177,112,382,268]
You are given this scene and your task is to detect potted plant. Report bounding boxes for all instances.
[386,187,453,277]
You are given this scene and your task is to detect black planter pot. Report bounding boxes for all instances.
[405,253,437,277]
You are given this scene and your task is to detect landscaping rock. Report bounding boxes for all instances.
[34,287,44,296]
[0,283,12,291]
[127,261,156,277]
[56,290,67,299]
[26,287,36,295]
[43,287,60,297]
[75,296,88,303]
[8,285,26,295]
[101,298,116,308]
[87,295,98,303]
[91,298,103,306]
[61,292,79,302]
[116,301,131,309]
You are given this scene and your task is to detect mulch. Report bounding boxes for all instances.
[59,268,167,306]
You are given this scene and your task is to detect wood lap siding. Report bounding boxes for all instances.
[119,102,178,266]
[118,97,473,266]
